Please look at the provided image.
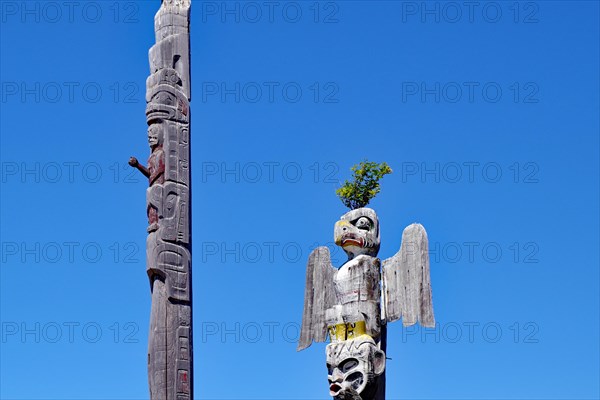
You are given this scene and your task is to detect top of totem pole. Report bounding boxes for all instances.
[147,0,192,112]
[160,0,190,8]
[154,0,191,41]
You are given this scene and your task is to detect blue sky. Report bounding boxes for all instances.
[1,1,599,399]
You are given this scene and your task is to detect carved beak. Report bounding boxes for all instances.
[334,220,353,246]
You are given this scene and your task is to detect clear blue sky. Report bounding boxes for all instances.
[1,1,599,399]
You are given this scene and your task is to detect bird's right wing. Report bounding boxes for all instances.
[297,246,338,351]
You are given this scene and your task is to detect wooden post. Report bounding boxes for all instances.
[130,1,193,398]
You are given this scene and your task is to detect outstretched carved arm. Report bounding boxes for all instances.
[129,157,150,179]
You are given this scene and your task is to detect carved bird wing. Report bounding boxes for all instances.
[298,246,338,351]
[382,223,435,327]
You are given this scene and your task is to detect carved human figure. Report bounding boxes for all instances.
[129,122,165,232]
[299,207,435,400]
[130,121,169,395]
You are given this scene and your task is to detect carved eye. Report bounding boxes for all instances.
[355,217,371,231]
[346,371,364,389]
[340,358,359,373]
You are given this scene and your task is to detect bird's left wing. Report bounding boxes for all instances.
[382,223,435,327]
[298,246,338,351]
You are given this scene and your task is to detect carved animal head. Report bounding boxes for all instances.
[334,208,380,259]
[326,336,386,399]
[146,84,189,125]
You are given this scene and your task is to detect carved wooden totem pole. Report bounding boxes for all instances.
[299,206,435,400]
[129,0,193,398]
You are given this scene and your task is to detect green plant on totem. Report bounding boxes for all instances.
[336,160,393,210]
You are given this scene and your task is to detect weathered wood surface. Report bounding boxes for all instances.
[382,223,435,327]
[298,247,337,351]
[131,1,193,399]
[298,208,435,400]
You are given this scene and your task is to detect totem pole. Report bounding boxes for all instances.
[299,162,435,400]
[129,1,193,398]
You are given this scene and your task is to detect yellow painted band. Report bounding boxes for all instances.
[328,321,369,342]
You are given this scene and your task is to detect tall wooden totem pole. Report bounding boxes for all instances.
[299,206,435,400]
[129,1,193,398]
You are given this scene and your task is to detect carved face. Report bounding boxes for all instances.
[148,124,163,148]
[326,336,385,399]
[334,208,380,259]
